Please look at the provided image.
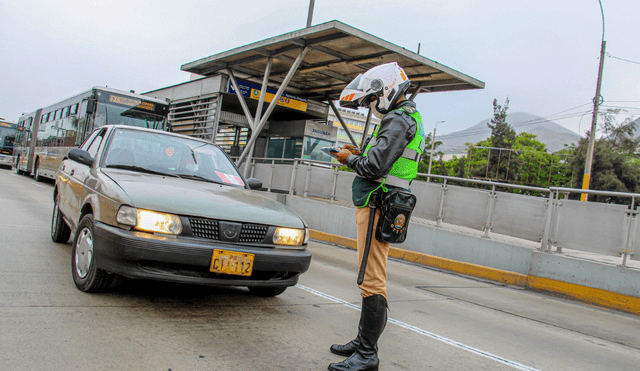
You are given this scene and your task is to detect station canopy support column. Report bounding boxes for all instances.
[178,21,486,171]
[234,46,310,171]
[360,108,373,148]
[327,98,359,149]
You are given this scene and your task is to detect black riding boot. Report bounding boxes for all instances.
[328,295,387,371]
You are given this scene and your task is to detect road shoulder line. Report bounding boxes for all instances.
[309,229,640,316]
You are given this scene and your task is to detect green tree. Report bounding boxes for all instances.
[601,109,639,153]
[567,110,640,203]
[485,98,517,181]
[488,98,516,149]
[464,132,573,189]
[570,136,640,203]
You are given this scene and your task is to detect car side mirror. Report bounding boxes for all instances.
[68,148,95,167]
[246,178,262,190]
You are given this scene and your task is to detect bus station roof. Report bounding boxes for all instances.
[180,20,485,101]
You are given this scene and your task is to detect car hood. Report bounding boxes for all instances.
[101,169,304,228]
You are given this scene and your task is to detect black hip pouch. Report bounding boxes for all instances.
[375,189,416,244]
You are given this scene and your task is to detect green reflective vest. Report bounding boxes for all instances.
[352,106,425,207]
[363,106,425,188]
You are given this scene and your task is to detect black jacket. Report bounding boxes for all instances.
[346,100,419,207]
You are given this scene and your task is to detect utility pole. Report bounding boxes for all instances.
[427,121,444,182]
[306,0,315,28]
[581,0,606,202]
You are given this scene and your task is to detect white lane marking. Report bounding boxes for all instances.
[296,284,541,371]
[31,183,45,188]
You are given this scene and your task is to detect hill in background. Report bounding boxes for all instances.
[437,112,581,154]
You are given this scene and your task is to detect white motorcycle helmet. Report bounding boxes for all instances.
[339,62,411,114]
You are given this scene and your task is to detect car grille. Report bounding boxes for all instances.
[189,218,219,240]
[239,224,269,243]
[189,217,269,243]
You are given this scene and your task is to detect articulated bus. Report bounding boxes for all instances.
[0,120,17,169]
[14,87,169,180]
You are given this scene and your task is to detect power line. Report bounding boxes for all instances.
[439,111,592,140]
[439,101,639,142]
[606,53,640,65]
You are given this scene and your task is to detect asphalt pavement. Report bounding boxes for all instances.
[1,168,639,371]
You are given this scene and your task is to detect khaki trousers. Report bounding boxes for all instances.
[355,206,389,300]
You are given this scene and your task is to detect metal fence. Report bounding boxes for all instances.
[238,157,638,266]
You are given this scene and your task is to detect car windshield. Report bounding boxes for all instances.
[103,128,245,187]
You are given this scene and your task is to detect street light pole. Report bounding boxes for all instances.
[581,0,606,202]
[427,121,444,182]
[306,0,315,28]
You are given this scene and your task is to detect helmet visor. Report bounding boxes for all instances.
[340,74,383,108]
[345,74,383,94]
[344,74,363,91]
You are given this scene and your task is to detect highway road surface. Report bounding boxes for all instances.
[1,168,639,370]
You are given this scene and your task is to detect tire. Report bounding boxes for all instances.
[33,160,43,182]
[51,195,71,243]
[71,214,113,292]
[248,286,287,297]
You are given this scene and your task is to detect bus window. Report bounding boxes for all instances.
[15,122,24,145]
[58,117,78,146]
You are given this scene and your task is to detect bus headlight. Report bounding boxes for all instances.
[117,206,182,235]
[273,227,306,247]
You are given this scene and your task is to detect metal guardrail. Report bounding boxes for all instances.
[237,157,638,267]
[548,187,638,267]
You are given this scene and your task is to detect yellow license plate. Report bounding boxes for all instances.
[210,249,255,277]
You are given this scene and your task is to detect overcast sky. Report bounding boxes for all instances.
[1,0,639,137]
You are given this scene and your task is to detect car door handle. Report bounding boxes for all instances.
[70,169,75,176]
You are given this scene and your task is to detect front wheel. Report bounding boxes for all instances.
[51,195,71,243]
[248,286,287,297]
[71,214,113,292]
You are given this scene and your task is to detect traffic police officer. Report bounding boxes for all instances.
[329,62,425,371]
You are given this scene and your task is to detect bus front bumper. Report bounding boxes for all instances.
[0,154,14,168]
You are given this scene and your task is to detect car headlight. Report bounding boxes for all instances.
[273,227,306,247]
[116,206,182,235]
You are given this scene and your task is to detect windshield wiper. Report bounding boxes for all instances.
[105,164,178,177]
[174,174,226,185]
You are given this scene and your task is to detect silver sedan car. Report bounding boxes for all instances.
[52,125,311,296]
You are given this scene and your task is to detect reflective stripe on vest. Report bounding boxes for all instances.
[374,175,411,189]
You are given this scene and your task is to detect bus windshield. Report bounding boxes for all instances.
[0,122,17,155]
[95,91,167,130]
